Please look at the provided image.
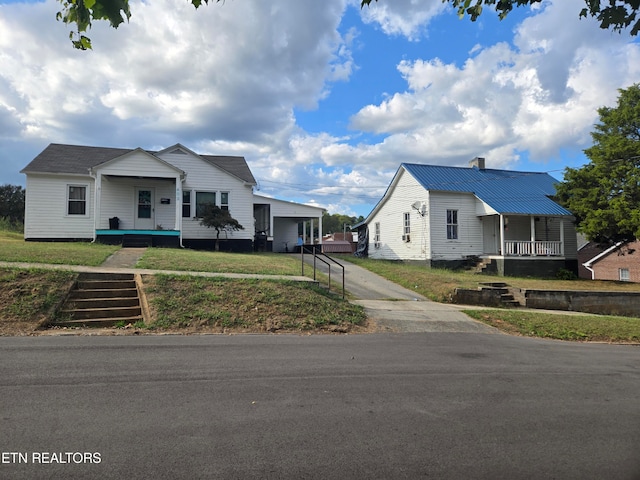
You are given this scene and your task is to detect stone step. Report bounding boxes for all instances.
[66,297,140,309]
[49,316,144,328]
[69,288,139,299]
[77,280,137,290]
[78,272,134,281]
[60,305,142,320]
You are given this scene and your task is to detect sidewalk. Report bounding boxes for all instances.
[304,256,499,334]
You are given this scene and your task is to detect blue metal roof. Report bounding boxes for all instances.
[402,163,573,216]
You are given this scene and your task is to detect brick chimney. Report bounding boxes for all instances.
[469,157,485,169]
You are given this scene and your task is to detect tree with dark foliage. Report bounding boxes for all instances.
[555,84,640,245]
[0,184,25,229]
[199,203,244,251]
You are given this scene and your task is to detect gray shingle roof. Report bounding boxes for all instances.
[21,143,256,185]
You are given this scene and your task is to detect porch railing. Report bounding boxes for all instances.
[504,241,562,256]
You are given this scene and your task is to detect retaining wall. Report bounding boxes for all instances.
[524,290,640,318]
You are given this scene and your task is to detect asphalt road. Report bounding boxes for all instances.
[1,334,639,479]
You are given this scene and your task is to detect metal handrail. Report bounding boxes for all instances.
[301,245,345,299]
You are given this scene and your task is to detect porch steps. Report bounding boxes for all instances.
[475,258,498,275]
[122,234,153,248]
[478,282,523,307]
[51,273,143,328]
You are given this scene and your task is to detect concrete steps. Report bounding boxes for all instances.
[122,234,153,248]
[51,273,143,328]
[478,282,523,308]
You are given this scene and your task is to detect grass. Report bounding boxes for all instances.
[0,267,77,335]
[137,248,303,275]
[342,255,640,302]
[1,227,638,341]
[465,309,640,343]
[0,231,119,266]
[142,274,366,332]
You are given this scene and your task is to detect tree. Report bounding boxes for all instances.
[57,0,221,49]
[362,0,640,36]
[0,184,25,228]
[199,203,244,251]
[60,0,640,50]
[322,212,363,235]
[555,83,640,244]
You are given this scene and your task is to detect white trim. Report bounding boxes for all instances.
[66,184,89,217]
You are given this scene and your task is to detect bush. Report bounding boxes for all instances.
[0,216,23,233]
[556,268,577,280]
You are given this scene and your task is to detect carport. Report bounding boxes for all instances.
[253,195,325,253]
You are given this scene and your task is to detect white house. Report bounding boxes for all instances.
[361,157,578,277]
[21,143,324,252]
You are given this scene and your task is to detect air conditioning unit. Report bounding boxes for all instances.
[402,234,411,243]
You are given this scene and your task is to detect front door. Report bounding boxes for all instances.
[482,216,499,254]
[135,188,155,230]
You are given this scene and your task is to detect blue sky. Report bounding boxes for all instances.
[1,0,639,218]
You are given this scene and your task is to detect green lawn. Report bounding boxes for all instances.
[465,309,640,343]
[143,274,365,332]
[0,231,119,266]
[137,248,304,275]
[342,255,640,302]
[3,228,639,341]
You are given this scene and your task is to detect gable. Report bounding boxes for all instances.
[94,149,185,178]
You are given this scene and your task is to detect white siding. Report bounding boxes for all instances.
[367,169,429,260]
[99,177,176,230]
[161,152,255,241]
[253,195,324,251]
[24,174,95,239]
[272,218,300,252]
[429,191,483,260]
[97,151,181,178]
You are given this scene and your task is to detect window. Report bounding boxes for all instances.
[220,192,229,211]
[374,222,381,247]
[402,212,411,242]
[182,190,191,218]
[195,191,216,217]
[446,209,458,240]
[619,268,630,282]
[67,185,87,215]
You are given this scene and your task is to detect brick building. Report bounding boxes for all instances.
[582,240,640,282]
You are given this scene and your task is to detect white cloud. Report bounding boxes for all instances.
[348,0,640,171]
[358,0,446,40]
[1,0,639,217]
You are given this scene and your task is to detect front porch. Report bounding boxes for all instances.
[478,255,574,278]
[482,214,567,257]
[504,240,563,256]
[96,229,181,248]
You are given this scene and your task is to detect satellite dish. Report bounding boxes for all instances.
[412,201,422,210]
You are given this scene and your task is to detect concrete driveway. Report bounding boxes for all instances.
[306,255,498,334]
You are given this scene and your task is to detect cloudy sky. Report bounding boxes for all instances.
[1,0,639,217]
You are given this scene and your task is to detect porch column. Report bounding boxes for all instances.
[530,216,536,256]
[302,221,307,244]
[559,218,565,256]
[310,219,315,244]
[94,173,102,239]
[318,215,323,245]
[499,214,505,255]
[175,177,181,231]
